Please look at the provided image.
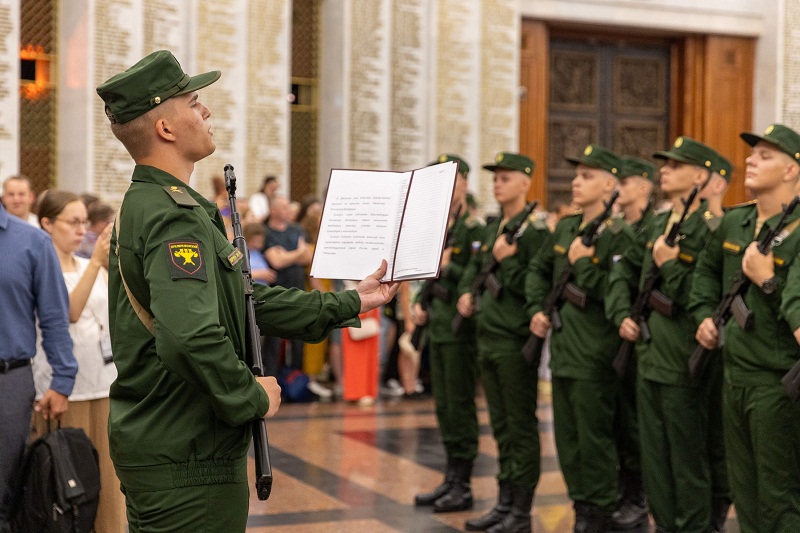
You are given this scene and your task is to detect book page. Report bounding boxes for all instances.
[392,162,457,280]
[310,169,410,281]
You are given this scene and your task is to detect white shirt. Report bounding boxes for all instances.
[33,256,117,401]
[249,192,270,222]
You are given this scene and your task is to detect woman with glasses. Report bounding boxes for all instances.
[32,189,126,532]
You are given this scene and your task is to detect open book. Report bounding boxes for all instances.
[310,161,458,281]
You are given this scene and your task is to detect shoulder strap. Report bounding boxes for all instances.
[115,208,155,336]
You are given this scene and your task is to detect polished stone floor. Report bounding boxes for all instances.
[245,383,738,532]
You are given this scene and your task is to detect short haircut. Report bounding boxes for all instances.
[88,202,115,225]
[243,222,266,242]
[3,174,34,193]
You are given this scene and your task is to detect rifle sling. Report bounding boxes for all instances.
[115,207,156,337]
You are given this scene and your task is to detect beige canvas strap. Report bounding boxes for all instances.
[115,208,155,336]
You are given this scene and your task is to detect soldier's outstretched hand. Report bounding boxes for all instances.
[357,260,401,313]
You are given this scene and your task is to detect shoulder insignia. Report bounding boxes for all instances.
[553,244,566,255]
[227,248,244,268]
[163,185,200,207]
[165,240,208,281]
[530,216,548,230]
[728,199,757,210]
[464,216,484,229]
[703,211,722,232]
[606,216,625,235]
[678,252,695,264]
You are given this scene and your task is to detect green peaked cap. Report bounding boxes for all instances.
[96,50,221,124]
[483,152,535,178]
[653,136,732,182]
[740,123,800,162]
[620,156,657,182]
[566,144,621,175]
[429,153,470,176]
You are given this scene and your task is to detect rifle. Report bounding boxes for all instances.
[224,164,273,501]
[451,201,538,336]
[522,191,619,364]
[612,186,699,378]
[689,195,800,380]
[410,205,461,349]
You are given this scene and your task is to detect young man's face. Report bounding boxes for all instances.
[169,92,215,163]
[492,170,528,206]
[571,164,612,208]
[1,179,35,219]
[658,159,701,197]
[617,175,649,208]
[744,141,796,195]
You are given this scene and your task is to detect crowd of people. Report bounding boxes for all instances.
[2,48,799,533]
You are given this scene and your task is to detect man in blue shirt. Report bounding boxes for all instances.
[0,202,77,530]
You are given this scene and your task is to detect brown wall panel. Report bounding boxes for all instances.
[520,20,549,205]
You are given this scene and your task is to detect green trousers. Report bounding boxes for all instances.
[704,354,729,503]
[123,479,249,532]
[478,342,540,490]
[615,355,641,476]
[429,340,479,461]
[638,378,711,532]
[551,376,617,512]
[724,382,800,533]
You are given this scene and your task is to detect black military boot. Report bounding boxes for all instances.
[573,501,590,533]
[584,504,612,533]
[486,486,534,533]
[711,496,731,533]
[465,482,513,531]
[414,458,452,506]
[610,471,648,529]
[433,459,473,512]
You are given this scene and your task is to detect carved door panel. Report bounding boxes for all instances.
[547,39,670,207]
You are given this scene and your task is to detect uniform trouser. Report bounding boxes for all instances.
[724,381,800,533]
[429,340,479,461]
[0,365,34,527]
[478,342,540,490]
[551,376,617,512]
[122,479,249,532]
[615,356,641,478]
[638,378,711,532]
[704,354,728,502]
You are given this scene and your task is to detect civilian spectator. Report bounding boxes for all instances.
[1,174,39,227]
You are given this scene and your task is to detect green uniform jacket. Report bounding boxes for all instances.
[421,213,485,342]
[689,202,800,386]
[606,203,720,385]
[109,165,360,491]
[458,210,549,348]
[526,213,634,380]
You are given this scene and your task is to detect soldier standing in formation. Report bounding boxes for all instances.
[457,152,549,533]
[608,156,655,530]
[691,124,800,532]
[526,145,634,532]
[606,137,730,532]
[412,154,484,513]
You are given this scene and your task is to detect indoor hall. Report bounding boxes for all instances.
[244,388,739,533]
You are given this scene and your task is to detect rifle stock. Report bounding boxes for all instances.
[611,187,698,378]
[522,192,619,364]
[451,201,538,336]
[689,195,800,380]
[225,164,273,501]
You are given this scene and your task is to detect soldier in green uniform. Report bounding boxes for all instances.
[412,154,484,513]
[606,137,730,533]
[456,152,548,533]
[617,156,656,233]
[609,155,656,530]
[96,50,398,532]
[526,145,634,532]
[690,124,800,533]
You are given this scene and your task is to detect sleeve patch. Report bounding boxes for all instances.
[166,241,208,281]
[227,248,244,267]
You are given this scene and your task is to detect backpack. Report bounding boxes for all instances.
[13,427,100,533]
